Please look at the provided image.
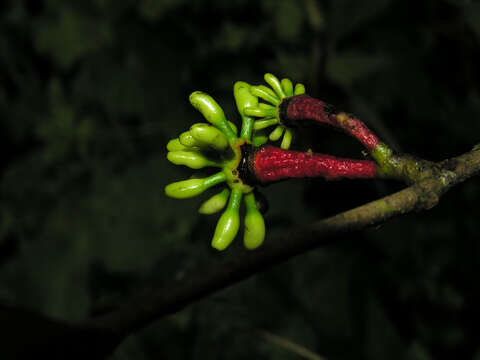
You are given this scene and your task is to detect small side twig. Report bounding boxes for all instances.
[257,328,327,360]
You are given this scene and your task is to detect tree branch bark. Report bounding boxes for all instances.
[87,145,480,341]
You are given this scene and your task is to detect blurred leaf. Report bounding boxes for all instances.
[304,0,326,32]
[138,0,187,22]
[328,0,392,41]
[463,3,480,37]
[34,5,112,69]
[274,0,304,42]
[444,0,478,5]
[36,79,77,164]
[214,22,249,52]
[326,51,390,87]
[364,294,405,360]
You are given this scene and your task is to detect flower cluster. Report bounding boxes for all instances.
[165,74,388,251]
[165,82,268,251]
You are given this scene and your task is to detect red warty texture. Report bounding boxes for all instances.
[285,95,380,151]
[333,113,380,151]
[253,145,377,184]
[286,94,337,127]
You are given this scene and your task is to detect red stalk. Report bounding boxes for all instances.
[281,95,381,151]
[251,145,377,184]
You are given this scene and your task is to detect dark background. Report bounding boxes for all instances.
[1,0,480,359]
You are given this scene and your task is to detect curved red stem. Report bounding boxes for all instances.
[281,95,381,151]
[252,145,377,184]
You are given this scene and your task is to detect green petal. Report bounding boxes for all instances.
[198,188,230,214]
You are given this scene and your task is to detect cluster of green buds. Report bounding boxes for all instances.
[246,74,305,149]
[165,81,272,251]
[165,74,405,251]
[165,74,308,251]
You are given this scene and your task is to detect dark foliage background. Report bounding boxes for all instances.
[1,0,480,359]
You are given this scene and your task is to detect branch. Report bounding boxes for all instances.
[87,145,480,341]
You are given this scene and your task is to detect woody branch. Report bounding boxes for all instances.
[87,144,480,338]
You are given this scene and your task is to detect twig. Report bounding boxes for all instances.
[257,328,327,360]
[86,144,480,339]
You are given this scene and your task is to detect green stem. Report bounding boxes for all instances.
[228,188,243,210]
[240,117,254,141]
[204,172,228,188]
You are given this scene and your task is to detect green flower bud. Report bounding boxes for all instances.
[167,151,220,169]
[190,123,229,151]
[234,82,258,117]
[281,78,294,97]
[211,189,242,251]
[198,188,230,214]
[165,172,226,199]
[294,83,306,95]
[253,118,279,131]
[234,81,258,140]
[269,125,285,141]
[252,134,268,147]
[243,193,265,250]
[189,91,237,142]
[167,138,190,152]
[179,131,202,147]
[280,128,293,149]
[264,73,286,98]
[250,85,280,106]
